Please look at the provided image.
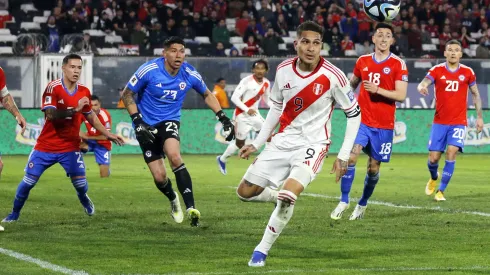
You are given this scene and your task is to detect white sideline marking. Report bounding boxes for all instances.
[0,247,90,275]
[226,186,490,217]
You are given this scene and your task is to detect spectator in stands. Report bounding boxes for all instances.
[417,2,432,23]
[235,11,250,37]
[214,42,227,56]
[130,21,148,49]
[245,0,258,20]
[408,24,422,57]
[256,16,269,38]
[340,34,354,54]
[96,11,113,34]
[273,13,288,36]
[179,19,196,40]
[242,35,260,57]
[425,18,439,38]
[67,10,88,34]
[479,22,490,39]
[193,0,208,14]
[434,5,446,30]
[228,0,245,18]
[329,25,342,57]
[149,23,167,49]
[165,18,178,37]
[181,7,193,24]
[113,9,128,37]
[261,27,284,56]
[420,22,432,44]
[357,9,371,43]
[340,16,358,43]
[89,7,99,29]
[212,19,230,45]
[145,6,161,30]
[203,10,220,38]
[191,12,207,36]
[212,77,230,108]
[356,40,373,56]
[258,0,274,22]
[125,9,138,32]
[476,37,490,58]
[292,6,307,29]
[243,17,258,43]
[214,0,227,20]
[461,10,475,32]
[460,26,476,49]
[73,0,87,18]
[73,33,98,55]
[44,16,61,53]
[138,0,150,22]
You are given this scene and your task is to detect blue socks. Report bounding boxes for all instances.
[439,160,455,192]
[427,160,439,180]
[340,165,356,203]
[359,172,380,206]
[12,174,39,213]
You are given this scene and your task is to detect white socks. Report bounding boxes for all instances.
[220,142,239,162]
[237,187,278,203]
[255,190,297,255]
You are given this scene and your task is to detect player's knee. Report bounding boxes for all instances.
[99,165,110,178]
[71,176,88,192]
[153,172,168,183]
[235,139,245,148]
[167,153,183,168]
[287,165,313,192]
[22,173,39,187]
[237,179,258,200]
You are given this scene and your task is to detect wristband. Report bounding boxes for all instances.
[216,110,227,121]
[130,113,143,124]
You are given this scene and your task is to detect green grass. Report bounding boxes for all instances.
[1,154,490,275]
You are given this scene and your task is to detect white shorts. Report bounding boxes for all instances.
[235,114,264,140]
[243,143,329,189]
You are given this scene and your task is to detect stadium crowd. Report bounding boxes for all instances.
[1,0,490,58]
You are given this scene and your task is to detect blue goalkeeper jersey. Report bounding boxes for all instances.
[126,57,208,126]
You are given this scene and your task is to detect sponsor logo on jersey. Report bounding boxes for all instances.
[363,67,368,71]
[58,99,64,104]
[283,83,291,89]
[441,75,446,79]
[383,67,391,74]
[156,83,162,88]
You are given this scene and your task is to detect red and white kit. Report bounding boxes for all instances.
[244,57,360,188]
[231,75,271,140]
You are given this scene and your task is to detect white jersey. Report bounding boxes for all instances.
[270,57,360,150]
[231,75,271,117]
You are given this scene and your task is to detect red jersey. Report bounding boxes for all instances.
[35,79,92,153]
[0,67,7,95]
[353,53,409,130]
[83,108,112,150]
[425,63,476,126]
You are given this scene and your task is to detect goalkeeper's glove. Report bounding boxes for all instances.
[216,110,235,141]
[131,113,158,145]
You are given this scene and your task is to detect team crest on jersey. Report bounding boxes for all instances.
[459,75,465,81]
[28,162,34,168]
[383,67,391,74]
[313,83,323,95]
[179,82,186,90]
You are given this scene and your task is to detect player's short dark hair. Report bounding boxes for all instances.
[164,36,186,49]
[62,53,82,65]
[252,59,269,71]
[91,94,100,102]
[216,77,225,83]
[297,21,324,38]
[445,39,462,49]
[374,22,394,35]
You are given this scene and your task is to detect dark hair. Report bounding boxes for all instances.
[374,22,394,35]
[216,77,225,83]
[445,39,462,49]
[164,36,186,49]
[91,94,100,101]
[297,21,324,38]
[252,59,269,71]
[62,53,82,65]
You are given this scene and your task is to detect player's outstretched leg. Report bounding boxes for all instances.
[2,174,39,222]
[155,179,183,223]
[71,176,95,216]
[172,163,200,226]
[237,179,278,204]
[435,146,458,201]
[426,151,441,195]
[350,158,380,220]
[217,141,239,175]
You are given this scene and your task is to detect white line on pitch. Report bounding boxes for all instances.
[0,247,90,275]
[226,186,490,217]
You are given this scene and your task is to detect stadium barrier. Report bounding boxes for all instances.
[1,109,488,155]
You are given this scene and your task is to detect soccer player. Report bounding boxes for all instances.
[80,95,116,178]
[417,40,484,201]
[0,66,27,180]
[121,36,234,227]
[238,21,361,266]
[217,59,271,175]
[1,54,124,223]
[330,23,408,220]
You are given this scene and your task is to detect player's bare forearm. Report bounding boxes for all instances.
[1,94,21,118]
[203,90,222,113]
[85,112,112,137]
[86,135,108,141]
[377,81,407,102]
[121,87,138,115]
[44,108,77,120]
[417,78,432,89]
[350,75,361,90]
[470,85,483,119]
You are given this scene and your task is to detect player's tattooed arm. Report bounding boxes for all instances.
[121,86,138,115]
[470,85,483,119]
[1,94,21,118]
[202,89,223,113]
[350,75,361,90]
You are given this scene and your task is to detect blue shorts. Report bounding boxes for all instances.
[24,150,86,177]
[428,123,465,152]
[355,123,394,162]
[86,140,111,165]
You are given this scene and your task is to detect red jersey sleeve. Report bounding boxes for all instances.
[353,57,361,78]
[81,89,92,114]
[0,67,6,91]
[425,66,439,84]
[395,60,409,82]
[468,69,476,87]
[42,85,58,110]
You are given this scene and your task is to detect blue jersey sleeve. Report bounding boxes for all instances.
[185,64,208,95]
[126,62,158,94]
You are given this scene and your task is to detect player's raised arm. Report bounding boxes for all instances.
[469,84,484,133]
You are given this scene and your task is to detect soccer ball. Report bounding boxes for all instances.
[363,0,401,22]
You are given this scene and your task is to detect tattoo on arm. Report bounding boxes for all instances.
[470,85,483,118]
[350,144,363,155]
[121,87,136,108]
[1,94,21,117]
[44,108,76,120]
[350,76,361,90]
